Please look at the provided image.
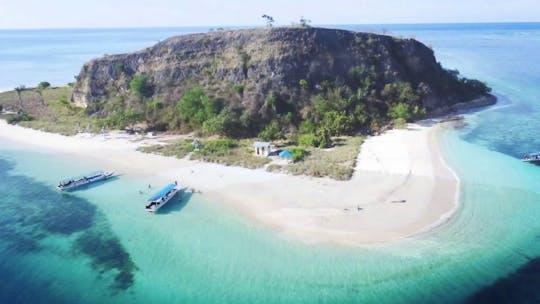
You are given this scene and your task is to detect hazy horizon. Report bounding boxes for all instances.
[1,0,539,29]
[1,21,539,31]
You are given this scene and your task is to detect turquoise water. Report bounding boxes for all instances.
[1,23,540,303]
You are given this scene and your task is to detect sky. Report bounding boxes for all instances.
[0,0,539,29]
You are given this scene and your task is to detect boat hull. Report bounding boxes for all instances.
[522,159,540,165]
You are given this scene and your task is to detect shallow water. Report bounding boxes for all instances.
[1,23,540,303]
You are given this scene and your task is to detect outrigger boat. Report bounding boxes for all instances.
[145,181,181,212]
[57,171,114,191]
[521,153,540,164]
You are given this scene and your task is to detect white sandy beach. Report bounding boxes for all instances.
[0,119,458,245]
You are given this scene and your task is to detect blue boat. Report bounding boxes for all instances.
[145,182,181,212]
[57,171,114,191]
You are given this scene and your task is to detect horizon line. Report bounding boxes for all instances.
[1,21,539,31]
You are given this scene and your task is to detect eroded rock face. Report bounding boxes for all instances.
[72,27,489,118]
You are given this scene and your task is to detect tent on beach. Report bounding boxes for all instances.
[279,150,293,158]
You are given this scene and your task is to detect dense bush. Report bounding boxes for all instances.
[388,103,412,121]
[298,133,316,147]
[258,120,283,141]
[381,82,419,105]
[177,87,222,129]
[321,111,354,136]
[299,79,309,90]
[129,75,153,99]
[6,113,33,124]
[202,109,242,137]
[100,108,143,129]
[198,139,238,154]
[388,102,426,122]
[38,81,51,90]
[299,120,316,134]
[289,147,308,162]
[233,84,244,96]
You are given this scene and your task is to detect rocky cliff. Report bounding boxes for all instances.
[72,27,492,134]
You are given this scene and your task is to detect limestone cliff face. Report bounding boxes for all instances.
[72,27,491,124]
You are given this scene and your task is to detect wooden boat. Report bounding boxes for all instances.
[145,182,181,212]
[521,153,540,164]
[57,171,114,191]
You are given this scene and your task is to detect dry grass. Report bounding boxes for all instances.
[0,86,96,136]
[137,139,194,159]
[285,136,363,180]
[138,138,271,169]
[266,164,284,173]
[190,139,270,169]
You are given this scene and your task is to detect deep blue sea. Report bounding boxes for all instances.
[1,23,540,303]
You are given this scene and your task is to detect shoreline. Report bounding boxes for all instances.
[0,119,459,245]
[401,124,461,238]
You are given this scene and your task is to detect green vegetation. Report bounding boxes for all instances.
[233,84,244,96]
[285,136,363,180]
[177,87,222,129]
[298,128,331,148]
[381,82,419,105]
[289,147,308,162]
[6,113,33,124]
[98,108,143,129]
[129,75,153,99]
[299,79,309,90]
[197,139,237,154]
[258,120,283,141]
[38,81,51,90]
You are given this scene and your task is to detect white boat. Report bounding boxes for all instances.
[145,182,181,212]
[57,171,114,191]
[522,152,540,164]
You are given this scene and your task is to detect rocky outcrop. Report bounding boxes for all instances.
[72,27,492,131]
[430,94,497,117]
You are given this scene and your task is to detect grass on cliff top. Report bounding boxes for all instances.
[138,138,271,169]
[0,86,95,136]
[283,136,363,180]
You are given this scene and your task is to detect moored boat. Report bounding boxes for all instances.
[145,181,181,212]
[57,171,114,191]
[521,153,540,164]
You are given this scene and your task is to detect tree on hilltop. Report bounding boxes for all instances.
[262,14,275,27]
[14,85,26,111]
[299,16,311,28]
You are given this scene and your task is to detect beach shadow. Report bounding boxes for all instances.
[154,189,193,214]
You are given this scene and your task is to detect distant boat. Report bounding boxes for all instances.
[145,182,181,212]
[57,171,114,191]
[521,153,540,164]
